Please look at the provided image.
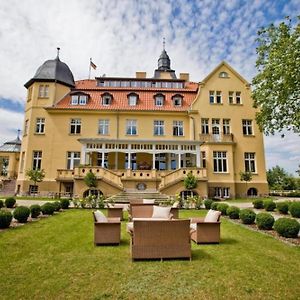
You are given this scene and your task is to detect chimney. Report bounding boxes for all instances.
[180,73,190,81]
[136,72,147,79]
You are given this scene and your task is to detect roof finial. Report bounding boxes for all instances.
[163,37,165,50]
[56,47,60,59]
[17,129,21,140]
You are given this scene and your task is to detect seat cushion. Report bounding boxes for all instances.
[126,222,133,233]
[94,210,108,223]
[143,199,155,204]
[152,205,172,219]
[190,223,197,231]
[204,209,221,222]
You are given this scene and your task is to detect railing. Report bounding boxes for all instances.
[199,133,234,143]
[159,168,207,189]
[116,169,159,180]
[57,169,75,180]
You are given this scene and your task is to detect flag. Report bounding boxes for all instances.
[90,60,97,70]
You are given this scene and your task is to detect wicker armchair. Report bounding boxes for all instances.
[190,217,220,244]
[130,219,191,260]
[93,212,121,245]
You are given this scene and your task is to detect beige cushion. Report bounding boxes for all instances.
[143,199,155,204]
[132,218,170,221]
[94,210,107,223]
[204,209,221,222]
[172,201,179,208]
[152,205,171,219]
[126,222,133,232]
[190,223,197,231]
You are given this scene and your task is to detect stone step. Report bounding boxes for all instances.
[107,190,170,203]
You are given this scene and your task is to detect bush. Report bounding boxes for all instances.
[274,218,300,238]
[53,201,62,212]
[30,204,41,218]
[211,202,218,210]
[5,197,16,208]
[253,199,264,209]
[289,202,300,218]
[41,202,55,215]
[60,198,70,209]
[226,206,240,219]
[239,209,256,224]
[0,210,12,228]
[0,199,4,208]
[13,206,30,223]
[204,199,214,209]
[276,202,289,214]
[216,203,229,215]
[256,213,275,230]
[263,200,276,211]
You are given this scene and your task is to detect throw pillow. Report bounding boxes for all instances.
[204,209,221,222]
[152,205,171,219]
[94,210,108,223]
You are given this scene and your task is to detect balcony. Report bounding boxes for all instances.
[199,133,234,143]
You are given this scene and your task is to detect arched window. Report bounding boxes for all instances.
[247,188,258,197]
[180,190,198,200]
[101,93,113,106]
[172,94,183,106]
[219,71,229,78]
[127,93,139,106]
[154,93,165,106]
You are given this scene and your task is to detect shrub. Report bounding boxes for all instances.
[41,202,55,215]
[276,202,289,214]
[216,203,229,215]
[239,209,256,224]
[211,202,218,210]
[274,218,300,238]
[53,201,62,212]
[204,199,214,209]
[0,199,4,208]
[5,197,16,208]
[289,202,300,218]
[253,199,264,209]
[30,204,41,218]
[263,200,276,211]
[0,210,12,228]
[256,213,275,230]
[60,198,70,209]
[226,206,240,219]
[13,206,30,223]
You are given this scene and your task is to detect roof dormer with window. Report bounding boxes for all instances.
[172,94,183,107]
[127,93,139,106]
[154,93,165,106]
[70,92,89,105]
[101,92,113,106]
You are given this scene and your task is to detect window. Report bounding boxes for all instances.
[212,119,220,135]
[32,151,42,170]
[79,95,87,105]
[172,95,183,106]
[70,119,81,134]
[201,119,209,134]
[209,91,222,104]
[27,87,33,101]
[71,95,79,105]
[38,85,49,98]
[229,91,242,104]
[154,94,164,106]
[236,92,241,104]
[244,152,256,173]
[102,94,112,106]
[24,119,29,135]
[128,94,138,106]
[213,151,227,173]
[228,91,234,104]
[97,153,108,168]
[29,185,39,194]
[35,118,45,134]
[214,187,230,198]
[126,120,137,135]
[67,152,81,169]
[173,121,184,136]
[242,120,253,135]
[223,119,230,134]
[219,71,229,78]
[201,151,206,168]
[154,120,164,136]
[98,119,109,135]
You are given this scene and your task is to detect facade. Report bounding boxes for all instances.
[15,49,268,198]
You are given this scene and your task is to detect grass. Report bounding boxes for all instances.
[224,197,273,203]
[0,209,299,300]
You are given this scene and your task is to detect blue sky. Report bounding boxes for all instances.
[0,0,299,174]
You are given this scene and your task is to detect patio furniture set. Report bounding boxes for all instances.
[93,200,221,261]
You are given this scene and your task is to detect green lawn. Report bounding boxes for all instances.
[0,209,299,300]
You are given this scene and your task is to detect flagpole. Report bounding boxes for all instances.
[89,57,92,79]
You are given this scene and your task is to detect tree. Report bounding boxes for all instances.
[252,16,300,135]
[183,172,197,190]
[240,171,252,196]
[25,169,45,188]
[84,171,97,196]
[267,165,298,190]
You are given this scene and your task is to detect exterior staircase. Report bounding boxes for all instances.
[106,190,170,203]
[0,179,16,196]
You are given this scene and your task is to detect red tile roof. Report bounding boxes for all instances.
[53,79,199,111]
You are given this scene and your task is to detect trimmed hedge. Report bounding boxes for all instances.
[256,213,274,230]
[0,210,12,228]
[226,206,240,219]
[216,203,229,215]
[274,218,300,238]
[5,197,16,208]
[204,199,214,210]
[263,200,276,211]
[289,202,300,218]
[239,209,256,224]
[13,206,30,223]
[211,202,218,210]
[253,199,264,209]
[276,202,289,215]
[41,202,56,215]
[53,201,62,212]
[0,199,4,208]
[60,198,70,209]
[30,204,41,218]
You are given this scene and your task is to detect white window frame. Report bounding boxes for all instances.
[235,92,241,104]
[70,119,81,134]
[154,120,164,136]
[98,119,109,135]
[38,85,49,98]
[213,151,227,173]
[201,119,209,134]
[223,119,230,135]
[228,91,234,104]
[128,94,137,106]
[173,121,184,136]
[173,96,182,106]
[35,118,45,134]
[102,95,112,106]
[242,120,253,135]
[209,91,222,104]
[71,95,79,105]
[79,95,87,105]
[67,152,81,169]
[155,95,164,106]
[32,151,42,170]
[212,119,220,135]
[244,152,256,173]
[126,119,137,135]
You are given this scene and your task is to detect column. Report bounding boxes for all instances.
[127,152,131,169]
[196,145,201,168]
[80,145,86,165]
[152,152,156,170]
[101,151,105,168]
[178,152,181,169]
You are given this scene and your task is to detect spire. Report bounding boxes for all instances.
[158,38,171,71]
[56,47,61,60]
[17,129,21,140]
[163,37,165,50]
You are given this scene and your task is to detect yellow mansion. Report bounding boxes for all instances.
[1,48,269,199]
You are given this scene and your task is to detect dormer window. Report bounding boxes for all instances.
[128,93,138,106]
[79,95,87,105]
[172,94,183,107]
[71,93,89,105]
[102,93,113,106]
[154,94,165,106]
[71,95,79,105]
[219,71,229,78]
